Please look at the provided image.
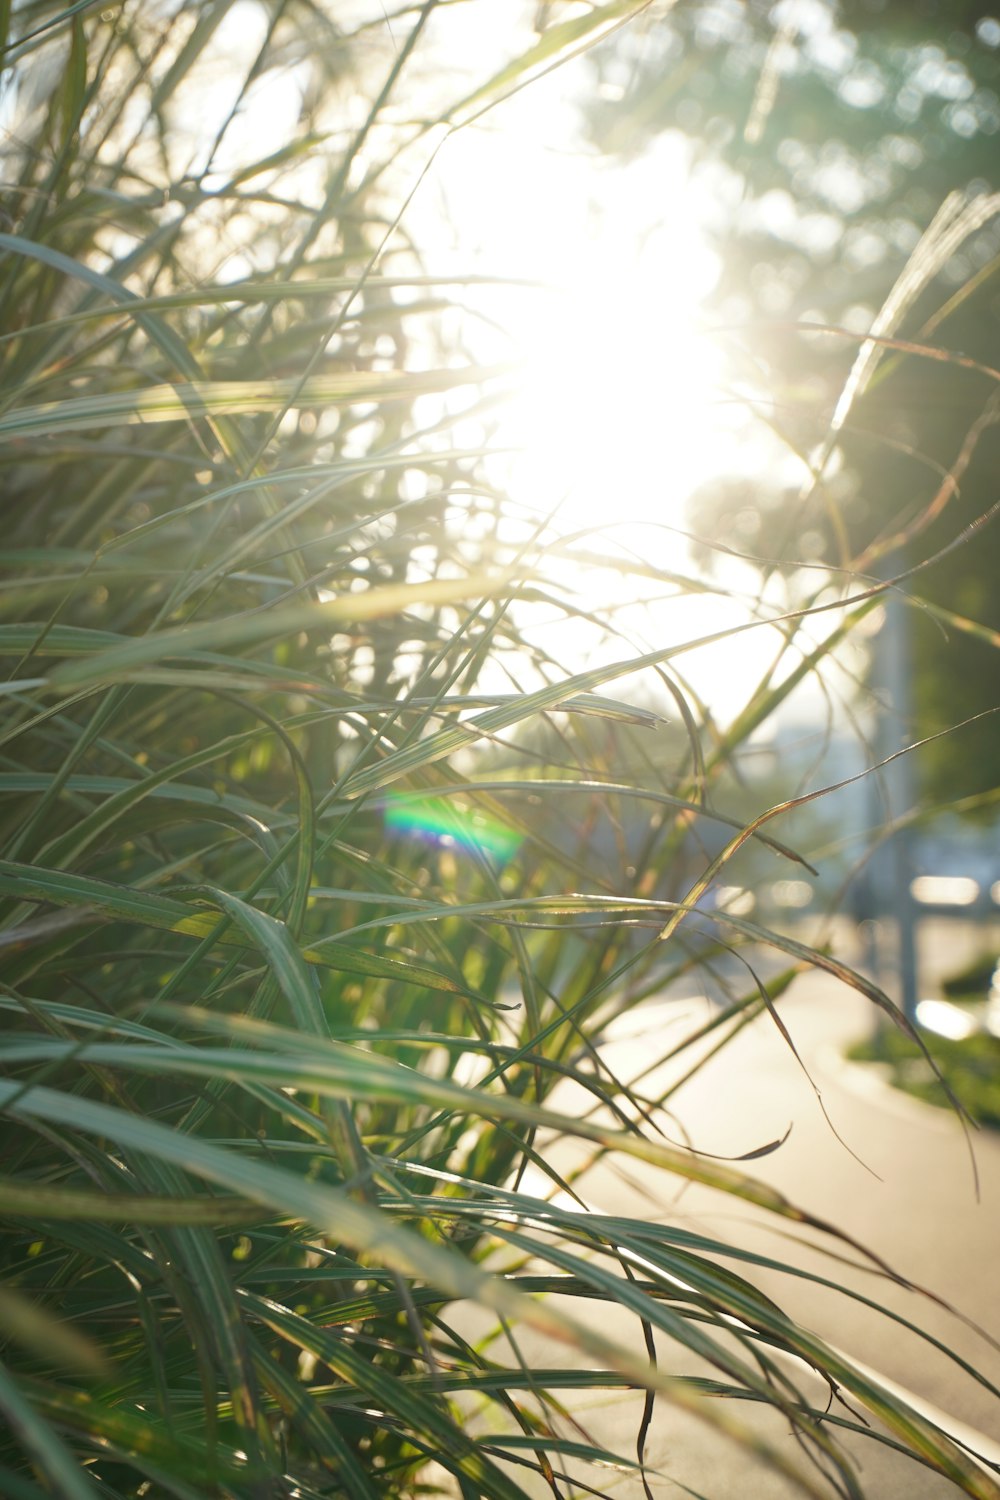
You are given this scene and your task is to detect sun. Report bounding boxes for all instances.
[408,71,800,720]
[425,109,734,544]
[500,216,726,540]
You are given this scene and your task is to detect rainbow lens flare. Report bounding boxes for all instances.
[383,795,521,862]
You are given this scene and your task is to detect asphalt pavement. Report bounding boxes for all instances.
[511,920,1000,1499]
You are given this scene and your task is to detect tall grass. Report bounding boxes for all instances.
[1,3,998,1498]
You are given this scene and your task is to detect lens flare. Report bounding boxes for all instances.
[383,795,521,862]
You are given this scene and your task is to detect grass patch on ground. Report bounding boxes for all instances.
[941,953,999,1000]
[848,1026,1000,1129]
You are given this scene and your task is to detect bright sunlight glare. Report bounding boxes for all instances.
[504,222,726,537]
[148,0,836,727]
[409,34,810,722]
[428,116,742,539]
[182,0,831,730]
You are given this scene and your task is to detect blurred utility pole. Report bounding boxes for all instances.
[873,583,919,1023]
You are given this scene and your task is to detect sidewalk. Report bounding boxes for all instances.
[526,956,1000,1498]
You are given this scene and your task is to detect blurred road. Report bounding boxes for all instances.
[520,920,1000,1498]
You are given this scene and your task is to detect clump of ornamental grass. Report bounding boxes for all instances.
[1,5,998,1500]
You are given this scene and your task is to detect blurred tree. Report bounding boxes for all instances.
[584,0,1000,809]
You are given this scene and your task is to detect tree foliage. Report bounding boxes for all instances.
[586,0,1000,807]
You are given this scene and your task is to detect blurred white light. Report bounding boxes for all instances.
[771,879,814,909]
[915,999,977,1040]
[910,875,979,907]
[715,885,756,915]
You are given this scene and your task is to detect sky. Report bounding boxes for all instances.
[395,3,839,726]
[172,0,853,729]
